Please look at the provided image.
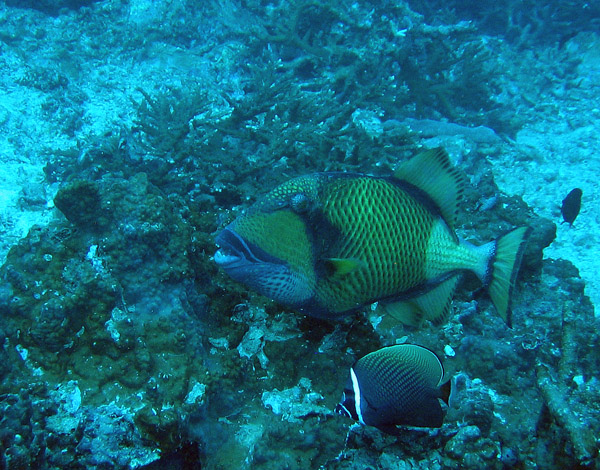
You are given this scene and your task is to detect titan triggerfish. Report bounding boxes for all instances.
[215,148,531,327]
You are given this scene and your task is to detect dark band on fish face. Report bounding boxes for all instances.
[215,214,318,307]
[335,379,359,421]
[216,227,286,266]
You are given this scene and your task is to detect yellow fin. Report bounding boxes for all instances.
[322,258,365,276]
[394,148,465,228]
[415,275,461,326]
[379,275,461,327]
[378,299,423,328]
[487,226,531,327]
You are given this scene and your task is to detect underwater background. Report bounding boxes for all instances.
[0,0,599,468]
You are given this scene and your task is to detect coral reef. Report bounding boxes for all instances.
[408,0,600,46]
[0,0,599,469]
[4,0,100,16]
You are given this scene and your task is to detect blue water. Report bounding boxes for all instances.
[0,1,598,469]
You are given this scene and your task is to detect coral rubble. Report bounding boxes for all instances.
[0,0,599,469]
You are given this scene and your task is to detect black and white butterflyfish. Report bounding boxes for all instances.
[215,147,531,327]
[335,344,452,435]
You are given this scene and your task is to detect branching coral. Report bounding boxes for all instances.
[408,0,600,47]
[257,0,352,61]
[132,85,212,160]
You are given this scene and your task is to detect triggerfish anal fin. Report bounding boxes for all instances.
[379,275,461,327]
[393,148,466,229]
[417,275,461,326]
[379,299,422,328]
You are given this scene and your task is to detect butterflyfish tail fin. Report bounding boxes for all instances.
[439,379,452,406]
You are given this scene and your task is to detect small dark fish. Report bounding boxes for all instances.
[561,188,582,226]
[335,344,451,435]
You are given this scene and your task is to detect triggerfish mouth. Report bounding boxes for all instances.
[215,148,531,327]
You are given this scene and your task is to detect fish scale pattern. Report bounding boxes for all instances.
[356,345,443,424]
[231,209,315,282]
[360,355,420,413]
[315,176,437,313]
[260,175,320,211]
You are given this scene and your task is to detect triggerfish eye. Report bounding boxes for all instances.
[290,193,310,213]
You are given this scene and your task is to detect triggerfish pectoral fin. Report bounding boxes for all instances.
[486,226,532,327]
[380,275,461,328]
[322,257,367,277]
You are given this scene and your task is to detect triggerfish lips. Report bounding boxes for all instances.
[214,227,280,279]
[214,227,262,269]
[214,227,314,307]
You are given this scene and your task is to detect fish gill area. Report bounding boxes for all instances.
[0,0,598,469]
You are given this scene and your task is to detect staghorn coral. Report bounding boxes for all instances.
[132,85,212,161]
[256,0,353,61]
[4,0,101,16]
[408,0,600,46]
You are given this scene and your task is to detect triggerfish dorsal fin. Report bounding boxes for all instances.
[380,275,460,327]
[394,148,465,228]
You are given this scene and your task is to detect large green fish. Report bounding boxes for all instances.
[215,148,530,327]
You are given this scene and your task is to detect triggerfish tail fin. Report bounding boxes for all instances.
[485,226,532,327]
[380,275,461,327]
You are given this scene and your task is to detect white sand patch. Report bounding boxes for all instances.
[490,35,600,313]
